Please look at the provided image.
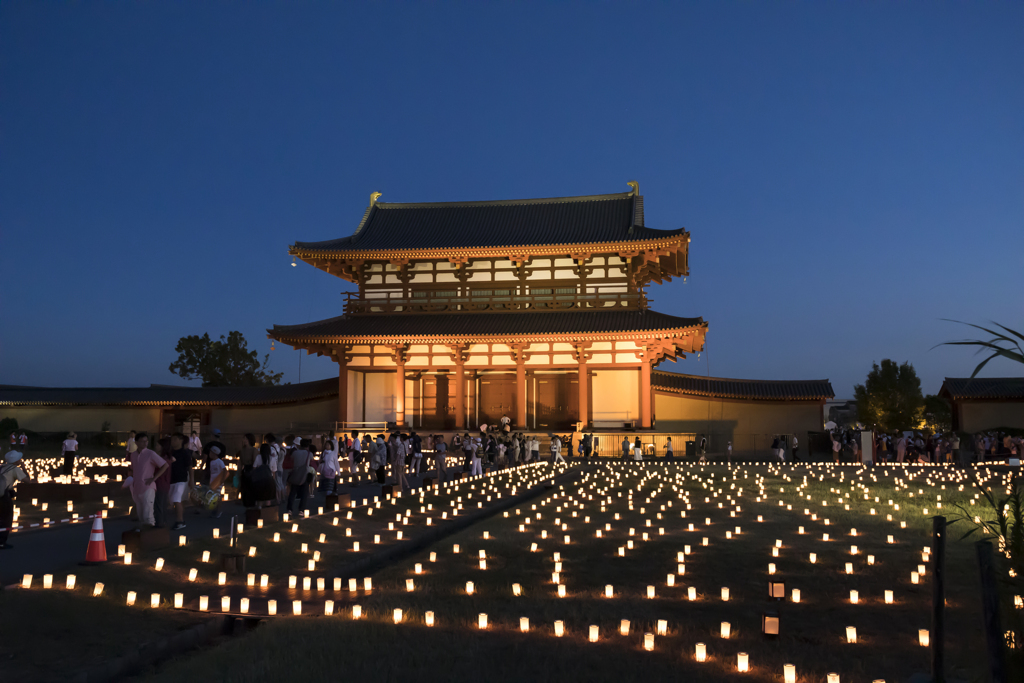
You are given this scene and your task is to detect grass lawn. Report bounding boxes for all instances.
[129,462,1005,683]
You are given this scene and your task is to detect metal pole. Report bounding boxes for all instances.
[931,515,946,682]
[976,540,1007,683]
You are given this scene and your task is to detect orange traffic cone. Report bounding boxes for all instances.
[82,516,107,564]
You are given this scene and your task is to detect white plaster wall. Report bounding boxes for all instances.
[591,369,639,422]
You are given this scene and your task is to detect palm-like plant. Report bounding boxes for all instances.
[937,320,1024,377]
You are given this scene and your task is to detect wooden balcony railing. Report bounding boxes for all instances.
[343,287,648,315]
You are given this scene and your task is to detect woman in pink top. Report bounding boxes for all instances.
[129,433,168,528]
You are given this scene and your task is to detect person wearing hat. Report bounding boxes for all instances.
[0,451,28,549]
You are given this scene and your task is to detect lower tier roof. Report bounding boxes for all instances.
[269,309,705,341]
[653,371,834,401]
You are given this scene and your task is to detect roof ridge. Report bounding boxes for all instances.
[373,192,632,210]
[653,370,829,384]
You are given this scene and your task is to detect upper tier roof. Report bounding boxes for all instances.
[292,189,686,254]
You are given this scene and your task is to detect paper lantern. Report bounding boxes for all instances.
[657,619,668,636]
[721,587,730,601]
[453,544,460,553]
[763,612,779,637]
[178,535,187,547]
[688,586,697,601]
[695,642,707,662]
[589,624,599,642]
[268,600,278,616]
[241,597,250,614]
[849,590,859,604]
[124,553,133,566]
[213,529,219,539]
[919,629,929,646]
[644,633,655,651]
[364,578,372,591]
[605,584,614,598]
[721,621,731,638]
[885,590,894,604]
[126,591,137,606]
[260,574,269,588]
[809,553,816,563]
[737,652,749,672]
[293,600,302,616]
[845,563,854,574]
[465,581,475,595]
[478,613,488,629]
[792,588,801,603]
[554,620,565,637]
[351,604,361,619]
[768,563,776,575]
[620,619,630,636]
[557,585,567,597]
[911,572,920,584]
[846,626,857,643]
[221,596,231,612]
[65,574,76,590]
[425,611,435,626]
[406,579,415,592]
[513,583,522,596]
[430,551,437,562]
[827,675,840,683]
[520,617,530,632]
[199,595,209,611]
[288,576,297,589]
[218,572,227,586]
[769,582,785,599]
[647,585,656,599]
[353,542,360,551]
[784,664,796,683]
[92,582,104,597]
[174,593,183,609]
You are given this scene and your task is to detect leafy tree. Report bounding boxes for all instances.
[922,394,952,433]
[937,320,1024,376]
[853,360,924,432]
[169,331,283,387]
[0,417,18,438]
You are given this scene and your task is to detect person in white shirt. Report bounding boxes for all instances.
[61,432,78,475]
[349,431,361,474]
[469,438,483,476]
[125,431,137,460]
[321,439,339,495]
[551,436,565,464]
[188,431,202,455]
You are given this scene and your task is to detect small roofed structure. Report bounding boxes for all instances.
[939,377,1024,432]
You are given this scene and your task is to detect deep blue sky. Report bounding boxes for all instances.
[2,2,1022,398]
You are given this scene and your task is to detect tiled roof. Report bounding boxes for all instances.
[292,191,686,253]
[270,310,706,341]
[653,371,834,401]
[940,377,1024,400]
[0,378,338,407]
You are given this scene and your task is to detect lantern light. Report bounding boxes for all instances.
[784,664,796,683]
[885,590,894,604]
[352,604,361,619]
[846,626,857,643]
[268,600,278,616]
[919,629,929,647]
[554,620,565,637]
[762,612,779,637]
[293,601,302,616]
[520,617,530,632]
[644,633,655,651]
[620,619,630,636]
[695,642,707,662]
[589,625,599,642]
[174,593,184,609]
[737,652,749,672]
[126,591,137,606]
[425,611,435,626]
[721,622,731,639]
[199,595,208,611]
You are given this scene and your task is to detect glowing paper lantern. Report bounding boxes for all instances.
[174,593,183,609]
[885,590,894,604]
[792,588,801,602]
[425,611,435,626]
[589,625,599,642]
[695,642,707,662]
[126,591,137,606]
[554,620,565,637]
[293,601,302,616]
[919,629,929,646]
[268,600,278,616]
[721,622,731,638]
[657,619,667,636]
[644,633,655,651]
[688,587,697,601]
[221,596,231,612]
[351,604,361,619]
[846,626,857,643]
[737,652,749,672]
[721,587,730,601]
[520,617,529,632]
[93,582,104,597]
[620,619,630,636]
[199,595,208,611]
[850,590,859,604]
[784,664,796,683]
[512,583,522,596]
[605,584,614,598]
[478,613,488,629]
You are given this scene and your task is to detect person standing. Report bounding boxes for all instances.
[770,436,781,463]
[462,433,474,472]
[0,451,28,549]
[321,439,339,495]
[284,439,311,515]
[529,435,540,463]
[469,437,483,476]
[7,433,15,451]
[18,431,27,452]
[434,436,449,484]
[349,431,361,474]
[391,434,409,490]
[187,430,201,458]
[238,434,258,507]
[633,437,643,462]
[152,437,174,528]
[409,431,423,475]
[698,434,707,461]
[664,437,674,462]
[125,430,138,462]
[168,433,193,530]
[582,433,593,462]
[500,413,511,434]
[791,435,799,462]
[896,433,907,463]
[206,446,228,519]
[726,441,733,464]
[129,433,169,528]
[61,432,79,476]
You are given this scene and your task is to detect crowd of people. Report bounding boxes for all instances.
[827,428,1023,467]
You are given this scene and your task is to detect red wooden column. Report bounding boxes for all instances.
[391,345,408,428]
[640,345,653,429]
[450,344,468,431]
[573,343,592,430]
[337,361,348,426]
[512,343,528,430]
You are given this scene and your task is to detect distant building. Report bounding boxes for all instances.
[939,377,1024,432]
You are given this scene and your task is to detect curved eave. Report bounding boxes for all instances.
[289,231,690,262]
[654,388,832,402]
[268,324,708,347]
